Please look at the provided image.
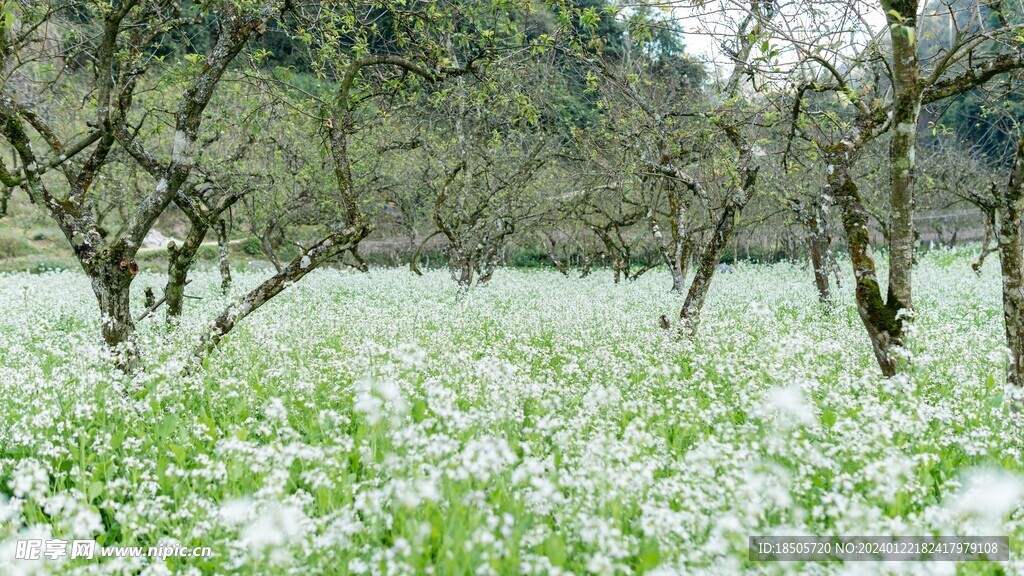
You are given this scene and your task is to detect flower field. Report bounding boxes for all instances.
[1,249,1022,575]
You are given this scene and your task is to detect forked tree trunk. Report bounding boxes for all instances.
[166,226,207,319]
[676,123,756,335]
[410,230,443,276]
[541,233,570,276]
[798,198,836,305]
[653,224,692,294]
[828,157,904,376]
[261,230,284,274]
[650,189,693,294]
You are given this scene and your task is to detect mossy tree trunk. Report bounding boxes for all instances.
[969,135,1024,386]
[882,0,923,313]
[165,188,242,319]
[827,151,904,376]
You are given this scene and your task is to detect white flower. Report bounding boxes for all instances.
[9,460,48,502]
[766,384,814,426]
[218,498,253,527]
[950,469,1024,525]
[264,397,289,424]
[241,504,309,553]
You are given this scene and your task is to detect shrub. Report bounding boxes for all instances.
[0,230,34,259]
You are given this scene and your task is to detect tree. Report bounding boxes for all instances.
[963,129,1024,385]
[416,62,557,289]
[773,0,1024,374]
[0,0,283,370]
[192,0,546,358]
[573,0,770,331]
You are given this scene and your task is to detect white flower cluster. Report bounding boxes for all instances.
[0,248,1023,574]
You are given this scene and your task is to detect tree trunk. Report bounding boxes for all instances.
[807,230,833,305]
[165,223,208,319]
[192,225,370,364]
[829,157,904,376]
[261,229,284,274]
[542,233,570,276]
[670,258,686,293]
[799,198,835,305]
[678,204,737,334]
[997,203,1024,386]
[410,231,442,276]
[348,247,369,273]
[89,260,139,372]
[884,0,923,312]
[996,135,1024,385]
[972,216,997,274]
[458,258,474,288]
[217,218,231,295]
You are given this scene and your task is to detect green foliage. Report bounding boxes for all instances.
[0,230,33,259]
[243,237,262,256]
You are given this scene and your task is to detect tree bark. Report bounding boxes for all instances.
[997,201,1024,386]
[883,0,923,311]
[795,196,835,305]
[193,225,370,363]
[217,218,232,294]
[828,155,904,376]
[992,136,1024,386]
[972,216,997,274]
[165,225,207,318]
[807,225,833,305]
[89,259,139,372]
[678,203,737,334]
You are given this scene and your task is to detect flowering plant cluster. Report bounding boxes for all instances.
[0,249,1022,575]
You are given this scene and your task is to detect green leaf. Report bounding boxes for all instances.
[169,443,187,466]
[544,534,567,566]
[87,480,105,502]
[821,409,837,428]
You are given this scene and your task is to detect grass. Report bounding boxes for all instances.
[0,248,1022,574]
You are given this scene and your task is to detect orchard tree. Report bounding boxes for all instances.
[574,0,772,331]
[770,0,1024,374]
[417,80,556,288]
[963,127,1024,384]
[0,0,284,369]
[192,0,550,357]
